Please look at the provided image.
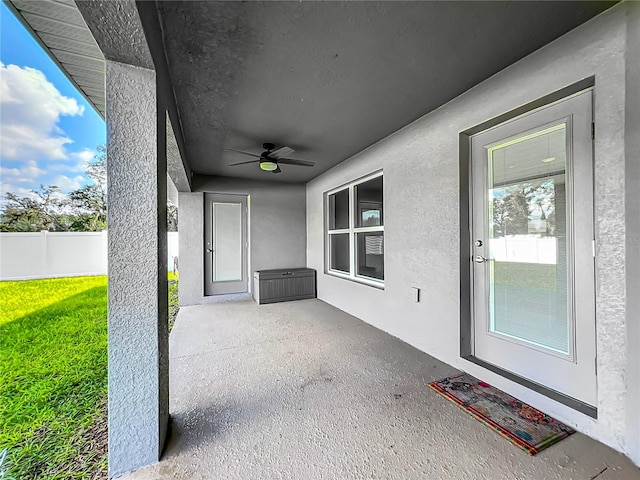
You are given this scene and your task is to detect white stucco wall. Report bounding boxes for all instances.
[306,3,639,465]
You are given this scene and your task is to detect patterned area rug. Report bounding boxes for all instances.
[428,373,575,455]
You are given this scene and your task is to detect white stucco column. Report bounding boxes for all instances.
[624,1,640,466]
[105,60,169,478]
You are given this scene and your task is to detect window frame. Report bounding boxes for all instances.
[325,171,384,288]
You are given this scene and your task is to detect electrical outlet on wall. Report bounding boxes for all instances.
[411,287,420,303]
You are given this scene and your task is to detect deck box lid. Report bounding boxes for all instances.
[254,268,315,280]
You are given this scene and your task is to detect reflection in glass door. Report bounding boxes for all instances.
[487,123,571,356]
[212,203,242,282]
[470,90,596,407]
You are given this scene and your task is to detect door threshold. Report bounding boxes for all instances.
[202,292,252,304]
[462,354,597,418]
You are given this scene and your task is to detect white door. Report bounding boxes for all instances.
[470,90,596,406]
[204,194,248,295]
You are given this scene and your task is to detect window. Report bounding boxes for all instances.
[326,172,384,285]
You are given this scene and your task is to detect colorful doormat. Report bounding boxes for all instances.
[428,373,575,455]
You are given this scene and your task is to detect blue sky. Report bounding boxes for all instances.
[0,2,105,201]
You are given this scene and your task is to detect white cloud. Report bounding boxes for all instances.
[0,166,21,177]
[0,160,45,183]
[0,62,84,161]
[0,183,36,198]
[46,149,95,174]
[70,149,95,163]
[0,182,39,206]
[53,174,85,192]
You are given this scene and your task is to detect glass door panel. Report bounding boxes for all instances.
[487,124,571,355]
[213,203,242,282]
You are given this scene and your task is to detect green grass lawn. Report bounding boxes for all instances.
[0,275,180,480]
[493,261,557,290]
[0,276,108,479]
[168,279,179,333]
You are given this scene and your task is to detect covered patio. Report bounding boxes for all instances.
[7,0,639,477]
[120,300,637,480]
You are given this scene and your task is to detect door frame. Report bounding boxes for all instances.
[204,193,249,296]
[459,77,597,418]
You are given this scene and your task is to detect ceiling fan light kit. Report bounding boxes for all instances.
[225,143,315,175]
[260,161,278,171]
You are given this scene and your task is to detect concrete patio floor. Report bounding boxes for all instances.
[120,299,639,479]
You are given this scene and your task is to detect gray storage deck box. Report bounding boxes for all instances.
[253,268,316,304]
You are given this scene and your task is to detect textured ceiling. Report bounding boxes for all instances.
[159,1,614,183]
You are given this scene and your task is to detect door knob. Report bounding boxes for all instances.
[473,255,488,263]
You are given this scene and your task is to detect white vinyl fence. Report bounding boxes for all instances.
[0,231,179,281]
[490,236,558,264]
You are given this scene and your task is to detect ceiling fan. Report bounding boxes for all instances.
[225,143,315,174]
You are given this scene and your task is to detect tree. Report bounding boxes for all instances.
[528,179,556,236]
[491,178,557,237]
[0,147,107,232]
[491,196,508,237]
[491,186,528,236]
[67,146,107,231]
[0,145,180,233]
[503,186,529,235]
[0,185,68,232]
[167,200,178,232]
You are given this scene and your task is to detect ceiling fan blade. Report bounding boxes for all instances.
[227,159,261,166]
[224,148,262,158]
[269,146,295,159]
[272,166,282,174]
[278,158,315,167]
